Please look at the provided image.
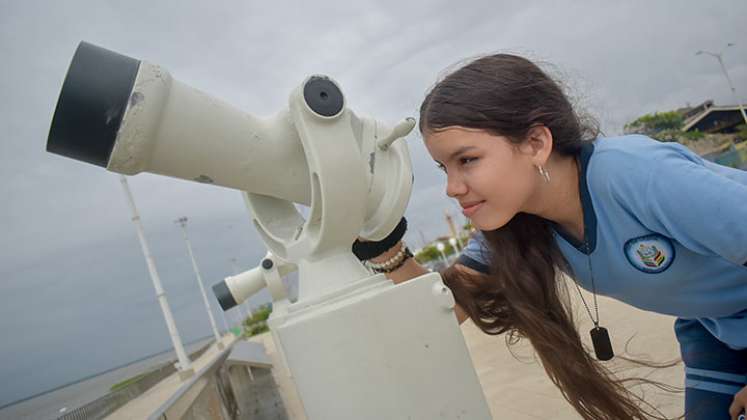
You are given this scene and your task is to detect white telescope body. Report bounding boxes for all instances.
[47,42,491,419]
[49,41,412,301]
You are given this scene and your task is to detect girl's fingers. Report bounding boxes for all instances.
[729,385,747,420]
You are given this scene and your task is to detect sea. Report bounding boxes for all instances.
[0,336,214,420]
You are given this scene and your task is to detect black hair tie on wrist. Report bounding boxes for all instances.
[352,217,407,260]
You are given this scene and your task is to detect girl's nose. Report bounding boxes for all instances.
[446,175,467,198]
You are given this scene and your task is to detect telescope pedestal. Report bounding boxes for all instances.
[268,272,492,420]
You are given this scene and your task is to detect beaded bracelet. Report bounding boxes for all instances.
[376,248,413,273]
[364,242,413,273]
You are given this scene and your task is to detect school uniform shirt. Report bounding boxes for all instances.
[457,135,747,350]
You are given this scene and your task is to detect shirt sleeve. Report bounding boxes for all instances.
[612,143,747,267]
[456,231,491,274]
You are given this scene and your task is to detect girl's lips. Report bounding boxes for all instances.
[462,201,484,217]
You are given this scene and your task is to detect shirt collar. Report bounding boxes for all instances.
[550,141,597,255]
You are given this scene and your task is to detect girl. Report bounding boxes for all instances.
[354,54,747,419]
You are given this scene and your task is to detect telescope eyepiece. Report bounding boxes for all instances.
[303,76,344,117]
[212,281,238,311]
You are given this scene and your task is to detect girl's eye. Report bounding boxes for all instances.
[436,163,447,173]
[460,157,477,165]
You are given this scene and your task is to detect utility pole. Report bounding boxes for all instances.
[119,175,193,380]
[444,210,459,244]
[696,43,747,126]
[175,216,224,350]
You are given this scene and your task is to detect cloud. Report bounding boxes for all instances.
[1,0,746,406]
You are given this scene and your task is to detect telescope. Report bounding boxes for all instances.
[47,41,491,419]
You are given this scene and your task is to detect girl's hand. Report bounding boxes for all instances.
[730,385,747,420]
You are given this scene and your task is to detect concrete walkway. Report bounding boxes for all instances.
[465,281,683,419]
[253,278,685,419]
[105,334,238,420]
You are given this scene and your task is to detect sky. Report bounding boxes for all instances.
[1,0,746,408]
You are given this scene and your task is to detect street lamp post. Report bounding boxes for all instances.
[448,202,468,249]
[448,237,461,253]
[119,175,193,380]
[435,242,449,267]
[219,310,230,333]
[696,43,747,126]
[175,216,224,350]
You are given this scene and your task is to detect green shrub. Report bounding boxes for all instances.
[110,373,147,391]
[242,304,273,337]
[625,111,684,134]
[736,124,747,142]
[681,130,705,141]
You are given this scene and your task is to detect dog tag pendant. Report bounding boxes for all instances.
[590,326,614,361]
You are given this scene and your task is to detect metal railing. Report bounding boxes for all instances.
[56,344,212,420]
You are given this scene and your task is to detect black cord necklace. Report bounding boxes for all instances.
[571,157,614,361]
[572,237,614,361]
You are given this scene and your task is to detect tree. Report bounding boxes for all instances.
[243,304,272,337]
[624,111,684,135]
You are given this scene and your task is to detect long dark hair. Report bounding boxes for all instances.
[420,54,676,419]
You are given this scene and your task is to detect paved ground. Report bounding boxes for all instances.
[465,280,683,419]
[105,334,238,420]
[253,277,685,419]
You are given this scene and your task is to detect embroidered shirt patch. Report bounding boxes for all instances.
[624,234,675,274]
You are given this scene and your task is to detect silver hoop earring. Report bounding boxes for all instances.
[538,165,551,183]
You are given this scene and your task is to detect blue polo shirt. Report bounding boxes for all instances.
[458,135,747,350]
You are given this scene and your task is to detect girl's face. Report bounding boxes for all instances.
[424,126,540,231]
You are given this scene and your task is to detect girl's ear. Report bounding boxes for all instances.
[520,125,553,166]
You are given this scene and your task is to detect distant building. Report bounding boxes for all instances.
[682,100,746,134]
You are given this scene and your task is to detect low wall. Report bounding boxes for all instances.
[227,366,287,419]
[56,339,288,420]
[154,365,287,420]
[149,341,288,420]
